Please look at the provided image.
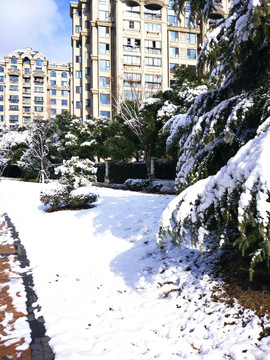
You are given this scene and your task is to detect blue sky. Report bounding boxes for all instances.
[0,0,73,62]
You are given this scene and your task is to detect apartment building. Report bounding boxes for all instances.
[0,47,71,130]
[70,0,230,121]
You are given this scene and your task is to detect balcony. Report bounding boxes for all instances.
[8,68,20,76]
[33,70,45,77]
[144,0,165,10]
[123,45,141,53]
[145,47,161,55]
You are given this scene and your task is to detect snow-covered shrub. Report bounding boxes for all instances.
[158,126,270,278]
[69,187,98,208]
[55,156,97,189]
[40,183,70,208]
[124,179,149,192]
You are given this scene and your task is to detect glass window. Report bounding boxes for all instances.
[86,83,91,91]
[170,47,179,58]
[24,68,30,74]
[50,89,56,95]
[50,71,56,78]
[85,20,90,29]
[85,52,90,60]
[145,57,162,66]
[50,80,57,86]
[0,76,4,82]
[99,43,110,54]
[51,108,56,115]
[85,67,90,76]
[61,81,68,87]
[0,95,3,101]
[11,56,17,64]
[170,31,179,41]
[34,87,43,92]
[123,56,141,65]
[35,106,43,112]
[99,26,109,37]
[170,63,179,73]
[10,115,19,121]
[36,58,42,70]
[123,21,140,30]
[0,105,3,112]
[0,115,3,121]
[124,91,141,100]
[187,49,196,59]
[23,58,30,64]
[100,76,110,88]
[76,101,82,109]
[50,99,56,105]
[76,71,82,78]
[100,111,110,118]
[10,75,19,83]
[168,15,178,26]
[187,33,196,43]
[76,56,82,63]
[0,85,4,92]
[24,77,30,83]
[0,66,4,73]
[62,100,68,106]
[144,23,161,32]
[76,86,82,94]
[76,25,82,33]
[100,60,110,71]
[61,90,68,96]
[86,99,91,108]
[100,94,110,105]
[24,116,31,122]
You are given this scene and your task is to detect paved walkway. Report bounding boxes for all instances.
[0,214,55,360]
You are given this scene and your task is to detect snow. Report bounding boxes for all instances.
[0,179,270,359]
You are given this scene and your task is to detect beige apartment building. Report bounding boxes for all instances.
[70,0,230,121]
[0,47,71,130]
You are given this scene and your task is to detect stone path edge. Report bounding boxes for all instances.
[4,213,55,360]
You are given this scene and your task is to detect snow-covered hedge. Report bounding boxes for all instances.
[158,125,270,278]
[40,183,98,210]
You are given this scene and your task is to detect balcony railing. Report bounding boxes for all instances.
[123,45,141,53]
[145,47,162,55]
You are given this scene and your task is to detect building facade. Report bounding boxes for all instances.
[0,47,71,130]
[70,0,230,121]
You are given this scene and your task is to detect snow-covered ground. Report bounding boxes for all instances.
[0,179,270,359]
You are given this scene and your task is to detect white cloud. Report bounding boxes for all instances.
[0,0,71,62]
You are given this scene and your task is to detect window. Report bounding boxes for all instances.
[123,38,141,53]
[61,81,68,87]
[124,91,141,100]
[85,52,90,60]
[76,25,82,33]
[24,78,30,83]
[123,21,140,30]
[144,23,161,32]
[145,57,162,66]
[50,71,56,78]
[76,86,82,93]
[50,89,56,95]
[50,80,57,86]
[10,104,19,111]
[0,76,4,82]
[35,77,44,85]
[0,105,3,112]
[99,43,110,54]
[76,101,82,109]
[170,63,179,73]
[100,60,110,71]
[10,115,19,122]
[85,67,90,76]
[50,99,56,105]
[62,100,68,106]
[76,71,82,78]
[85,37,90,44]
[0,95,3,101]
[10,95,19,103]
[86,83,91,91]
[99,26,109,37]
[144,8,161,21]
[0,115,3,122]
[86,99,90,108]
[100,76,110,88]
[145,74,162,89]
[168,15,177,26]
[23,97,30,103]
[85,20,90,29]
[100,94,110,105]
[24,68,30,74]
[123,72,141,88]
[35,106,43,112]
[145,40,161,55]
[24,87,31,93]
[170,31,179,41]
[23,58,30,65]
[76,56,82,63]
[51,108,56,115]
[0,66,4,73]
[10,75,19,83]
[0,85,4,92]
[123,55,141,65]
[24,116,31,122]
[99,10,109,21]
[84,4,90,13]
[36,58,42,70]
[187,33,196,44]
[100,111,110,118]
[34,87,43,92]
[11,56,17,68]
[170,47,179,58]
[61,90,68,96]
[35,96,43,104]
[187,49,196,59]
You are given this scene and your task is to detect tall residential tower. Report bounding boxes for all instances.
[70,0,230,121]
